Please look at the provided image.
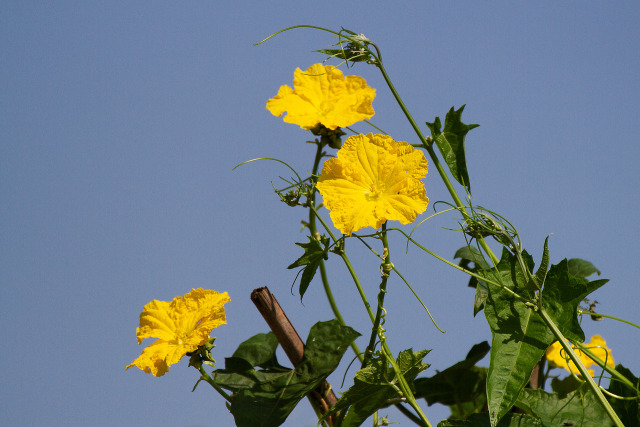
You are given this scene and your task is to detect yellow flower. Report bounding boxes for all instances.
[316,133,429,235]
[126,288,230,377]
[266,63,375,130]
[545,335,614,376]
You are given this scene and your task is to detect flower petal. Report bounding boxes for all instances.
[545,335,614,377]
[128,288,230,376]
[172,288,231,346]
[126,339,187,377]
[266,64,375,130]
[135,299,178,344]
[316,133,428,235]
[585,335,615,368]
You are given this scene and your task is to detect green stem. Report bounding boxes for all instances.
[357,223,432,426]
[308,142,364,361]
[390,265,445,333]
[577,310,640,331]
[310,185,424,427]
[310,204,376,324]
[575,342,638,393]
[371,47,499,267]
[390,228,528,304]
[380,343,432,427]
[312,207,429,425]
[362,223,392,368]
[255,24,345,46]
[538,308,624,427]
[394,404,424,426]
[197,365,232,403]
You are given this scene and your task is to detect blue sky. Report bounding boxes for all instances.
[2,2,639,426]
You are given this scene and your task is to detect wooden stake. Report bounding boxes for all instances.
[251,286,338,425]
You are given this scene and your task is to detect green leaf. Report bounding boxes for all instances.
[230,332,280,368]
[473,282,489,317]
[567,258,601,278]
[455,246,489,269]
[213,320,359,427]
[528,236,550,291]
[449,399,488,422]
[426,105,479,192]
[414,341,489,417]
[455,246,490,288]
[287,235,330,300]
[480,248,555,426]
[218,333,290,390]
[324,349,430,426]
[517,387,614,427]
[541,259,608,343]
[479,242,610,427]
[297,318,361,377]
[550,375,583,398]
[454,246,490,316]
[607,364,640,426]
[437,412,542,427]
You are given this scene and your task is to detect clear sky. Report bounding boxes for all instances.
[2,2,639,426]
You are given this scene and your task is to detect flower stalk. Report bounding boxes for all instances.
[197,364,232,403]
[361,223,392,369]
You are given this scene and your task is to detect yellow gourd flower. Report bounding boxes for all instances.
[545,334,614,376]
[316,133,429,235]
[126,288,231,377]
[266,63,375,130]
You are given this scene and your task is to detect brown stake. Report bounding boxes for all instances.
[251,286,339,425]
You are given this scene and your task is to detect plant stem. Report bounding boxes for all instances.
[391,228,528,304]
[197,365,232,403]
[310,204,377,324]
[355,223,432,426]
[575,342,638,392]
[371,47,499,267]
[309,164,425,426]
[380,343,432,427]
[362,223,392,368]
[538,308,624,427]
[577,310,640,331]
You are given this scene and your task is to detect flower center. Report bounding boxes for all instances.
[365,182,385,201]
[318,100,333,116]
[174,328,189,345]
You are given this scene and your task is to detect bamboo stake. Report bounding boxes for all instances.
[251,287,338,425]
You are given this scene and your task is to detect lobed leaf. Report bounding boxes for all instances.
[541,259,608,343]
[454,246,490,315]
[481,248,555,426]
[414,341,489,418]
[324,349,430,426]
[213,320,359,427]
[480,241,610,426]
[528,235,550,291]
[287,235,330,300]
[517,387,614,427]
[606,364,640,426]
[426,105,479,193]
[550,375,582,398]
[437,413,542,427]
[567,258,601,279]
[230,332,281,368]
